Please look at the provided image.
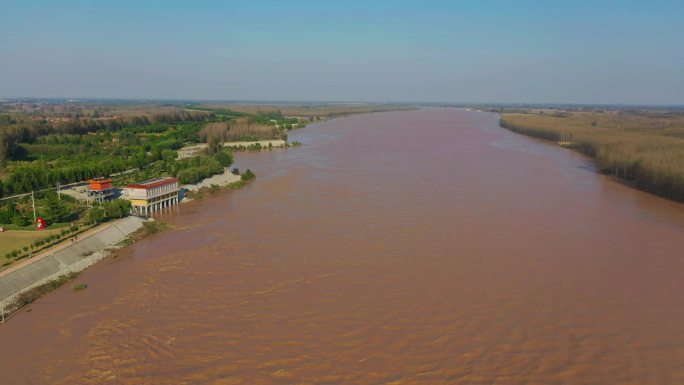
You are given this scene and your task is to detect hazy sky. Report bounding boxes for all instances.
[2,0,683,104]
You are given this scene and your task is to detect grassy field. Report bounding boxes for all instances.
[0,228,62,263]
[500,111,684,202]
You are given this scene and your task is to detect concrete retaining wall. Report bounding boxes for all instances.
[0,216,145,305]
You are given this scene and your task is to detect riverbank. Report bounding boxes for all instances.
[2,109,682,384]
[500,112,684,203]
[181,168,255,203]
[177,140,288,159]
[0,216,146,319]
[1,155,260,320]
[182,168,242,192]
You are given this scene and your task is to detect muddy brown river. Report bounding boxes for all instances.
[1,109,683,384]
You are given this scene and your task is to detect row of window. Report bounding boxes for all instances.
[146,183,179,198]
[138,191,179,204]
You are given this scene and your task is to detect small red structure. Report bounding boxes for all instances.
[36,218,46,230]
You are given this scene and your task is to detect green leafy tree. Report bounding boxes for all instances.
[43,192,69,225]
[88,207,105,223]
[207,134,223,155]
[12,214,29,227]
[213,150,233,168]
[103,199,131,219]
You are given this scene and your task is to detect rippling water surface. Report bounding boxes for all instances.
[1,109,683,384]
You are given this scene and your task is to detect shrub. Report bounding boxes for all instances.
[229,180,246,189]
[73,283,88,291]
[241,169,256,181]
[103,199,131,219]
[88,207,105,223]
[213,150,233,167]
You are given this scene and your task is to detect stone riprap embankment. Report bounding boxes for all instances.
[182,169,242,192]
[0,216,145,314]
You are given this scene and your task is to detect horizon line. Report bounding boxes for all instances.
[2,97,684,109]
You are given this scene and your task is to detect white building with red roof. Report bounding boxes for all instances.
[124,177,180,215]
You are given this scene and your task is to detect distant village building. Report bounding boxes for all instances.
[86,178,115,203]
[124,177,180,215]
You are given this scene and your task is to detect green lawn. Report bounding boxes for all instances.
[0,228,63,266]
[0,221,73,231]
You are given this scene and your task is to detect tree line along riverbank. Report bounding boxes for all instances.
[0,102,290,269]
[500,111,684,203]
[0,101,413,263]
[0,106,303,197]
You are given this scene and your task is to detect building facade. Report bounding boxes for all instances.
[124,177,180,215]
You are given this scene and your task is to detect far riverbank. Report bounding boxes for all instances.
[500,112,684,203]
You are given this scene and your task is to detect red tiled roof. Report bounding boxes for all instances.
[127,177,179,190]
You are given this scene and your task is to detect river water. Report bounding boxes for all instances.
[1,109,683,384]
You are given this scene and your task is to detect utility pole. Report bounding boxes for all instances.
[31,191,37,222]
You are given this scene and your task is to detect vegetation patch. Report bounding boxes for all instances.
[1,223,87,270]
[500,111,684,202]
[87,199,132,224]
[241,169,256,181]
[228,180,247,189]
[176,149,234,184]
[10,272,79,309]
[1,104,308,198]
[115,237,134,248]
[73,283,88,291]
[132,220,172,240]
